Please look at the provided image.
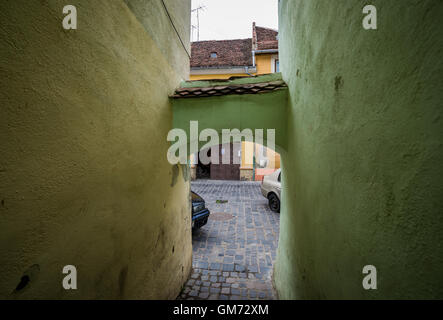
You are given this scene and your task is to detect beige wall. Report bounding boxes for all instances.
[0,0,192,299]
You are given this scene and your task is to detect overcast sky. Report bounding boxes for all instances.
[191,0,279,42]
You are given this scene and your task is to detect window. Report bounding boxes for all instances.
[210,52,217,58]
[275,60,280,72]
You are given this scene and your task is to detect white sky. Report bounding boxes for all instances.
[191,0,279,41]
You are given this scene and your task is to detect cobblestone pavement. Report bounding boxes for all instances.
[178,180,280,300]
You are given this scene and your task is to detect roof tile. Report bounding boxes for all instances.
[171,80,287,99]
[191,39,252,68]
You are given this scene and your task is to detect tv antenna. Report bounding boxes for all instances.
[191,5,206,41]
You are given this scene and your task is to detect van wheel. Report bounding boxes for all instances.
[268,193,280,213]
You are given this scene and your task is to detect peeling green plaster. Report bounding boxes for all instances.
[181,164,190,182]
[171,164,180,187]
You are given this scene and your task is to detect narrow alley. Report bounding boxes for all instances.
[178,181,279,300]
[1,0,441,305]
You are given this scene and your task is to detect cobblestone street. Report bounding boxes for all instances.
[178,180,280,300]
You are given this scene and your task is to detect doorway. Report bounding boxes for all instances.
[210,143,240,181]
[196,148,211,179]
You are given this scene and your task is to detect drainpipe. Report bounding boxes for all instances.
[252,143,256,181]
[244,50,257,77]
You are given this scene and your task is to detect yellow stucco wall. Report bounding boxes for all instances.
[0,0,192,299]
[189,53,277,81]
[241,142,281,170]
[253,142,281,170]
[255,54,274,75]
[190,74,251,81]
[241,142,255,169]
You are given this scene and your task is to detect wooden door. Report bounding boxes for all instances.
[210,143,240,180]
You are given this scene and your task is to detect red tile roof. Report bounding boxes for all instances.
[190,23,279,69]
[255,26,278,43]
[191,39,253,68]
[253,24,278,51]
[172,80,287,99]
[257,40,279,50]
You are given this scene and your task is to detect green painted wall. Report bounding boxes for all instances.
[275,0,443,299]
[0,0,192,299]
[124,0,191,79]
[172,74,288,154]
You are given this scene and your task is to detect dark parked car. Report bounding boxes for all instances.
[191,191,210,229]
